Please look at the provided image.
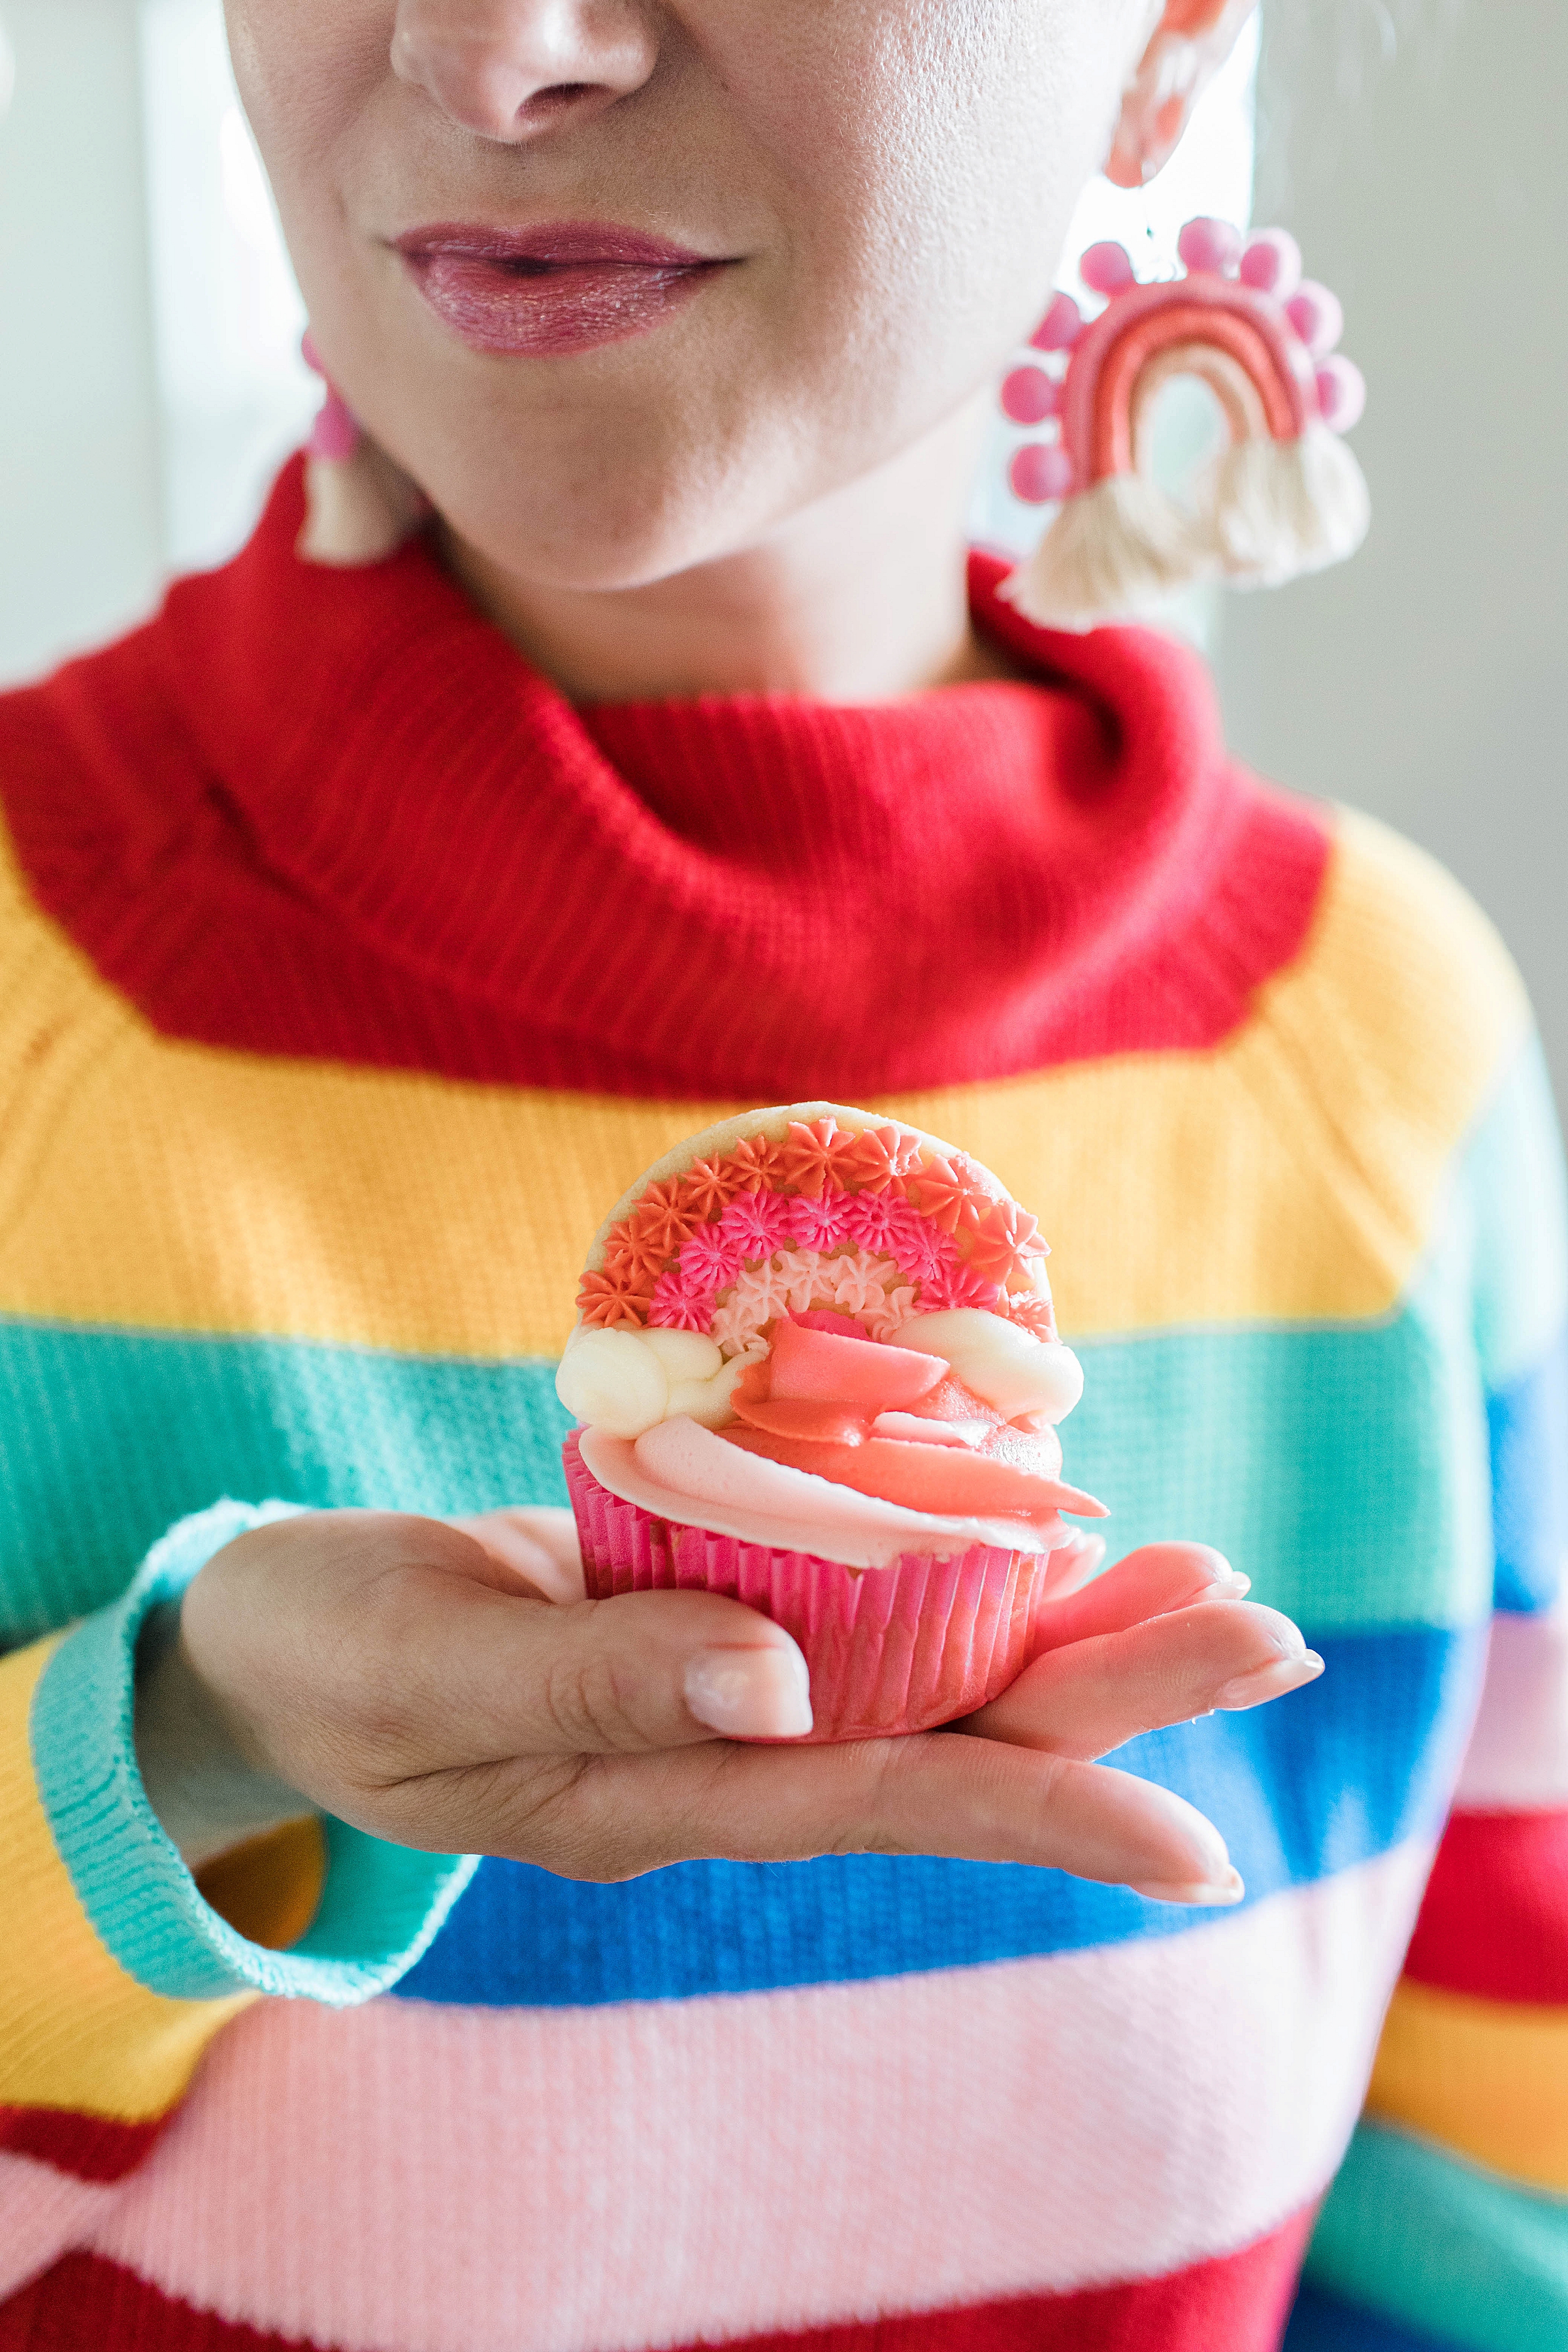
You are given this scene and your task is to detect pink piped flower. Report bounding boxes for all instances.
[785,1191,849,1252]
[648,1271,717,1333]
[679,1221,743,1294]
[923,1261,1004,1315]
[720,1188,792,1261]
[1005,1290,1060,1342]
[882,1198,955,1286]
[841,1189,901,1254]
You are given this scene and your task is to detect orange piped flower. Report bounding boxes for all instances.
[600,1227,668,1284]
[907,1155,993,1236]
[966,1199,1044,1282]
[627,1179,699,1262]
[576,1269,652,1329]
[725,1134,787,1194]
[682,1156,742,1222]
[840,1123,924,1194]
[779,1117,862,1198]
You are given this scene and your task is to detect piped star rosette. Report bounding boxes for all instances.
[557,1104,1107,1742]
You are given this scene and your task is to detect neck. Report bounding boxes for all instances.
[439,397,1013,705]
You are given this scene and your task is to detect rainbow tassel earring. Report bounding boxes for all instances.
[998,218,1369,632]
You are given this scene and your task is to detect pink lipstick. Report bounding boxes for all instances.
[395,223,732,357]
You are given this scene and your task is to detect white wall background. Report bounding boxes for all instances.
[1217,0,1568,1104]
[0,0,163,682]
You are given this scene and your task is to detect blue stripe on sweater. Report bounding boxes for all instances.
[1284,2283,1474,2352]
[392,1621,1480,2008]
[1490,1323,1568,1612]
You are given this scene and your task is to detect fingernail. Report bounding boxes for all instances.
[685,1647,813,1740]
[1201,1572,1252,1602]
[1213,1652,1324,1710]
[1130,1867,1245,1907]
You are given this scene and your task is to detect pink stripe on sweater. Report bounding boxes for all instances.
[1456,1607,1568,1809]
[0,2149,122,2303]
[84,1848,1428,2352]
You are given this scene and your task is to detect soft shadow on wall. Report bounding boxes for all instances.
[1215,0,1568,1106]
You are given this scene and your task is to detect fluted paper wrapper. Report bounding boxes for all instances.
[564,1431,1054,1742]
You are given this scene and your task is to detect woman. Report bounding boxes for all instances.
[0,3,1562,2347]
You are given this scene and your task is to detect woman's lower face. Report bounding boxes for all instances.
[225,0,1156,593]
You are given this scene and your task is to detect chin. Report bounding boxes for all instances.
[420,443,785,597]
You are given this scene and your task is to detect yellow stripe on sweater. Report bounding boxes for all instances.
[0,1639,252,2119]
[1367,1978,1568,2195]
[0,808,1527,1359]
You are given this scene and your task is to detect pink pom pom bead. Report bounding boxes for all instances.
[1009,443,1074,506]
[1239,229,1303,301]
[1000,366,1061,427]
[1029,292,1083,353]
[1177,216,1243,276]
[1315,355,1366,432]
[1079,240,1135,296]
[1286,281,1345,359]
[308,389,362,464]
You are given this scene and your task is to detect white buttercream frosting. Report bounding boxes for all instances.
[557,1305,1083,1442]
[888,1311,1084,1425]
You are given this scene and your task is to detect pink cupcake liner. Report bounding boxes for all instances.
[563,1432,1056,1742]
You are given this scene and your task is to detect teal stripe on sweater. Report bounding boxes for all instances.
[1305,2123,1568,2352]
[29,1503,478,2005]
[0,1266,1493,1644]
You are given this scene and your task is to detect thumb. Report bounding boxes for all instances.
[424,1578,817,1758]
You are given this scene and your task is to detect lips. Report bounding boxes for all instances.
[395,221,730,357]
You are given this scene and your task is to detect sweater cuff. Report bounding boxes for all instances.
[29,1501,478,2006]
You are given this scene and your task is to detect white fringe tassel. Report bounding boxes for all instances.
[998,473,1215,633]
[1202,423,1371,588]
[298,442,431,568]
[1000,425,1371,630]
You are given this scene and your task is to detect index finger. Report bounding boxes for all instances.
[1030,1541,1248,1652]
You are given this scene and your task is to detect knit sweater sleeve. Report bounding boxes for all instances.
[0,806,480,2287]
[1293,1023,1568,2352]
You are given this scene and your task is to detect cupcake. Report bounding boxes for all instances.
[556,1104,1105,1742]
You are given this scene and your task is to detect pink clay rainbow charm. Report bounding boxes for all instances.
[998,218,1371,632]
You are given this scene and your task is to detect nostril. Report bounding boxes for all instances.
[519,82,601,122]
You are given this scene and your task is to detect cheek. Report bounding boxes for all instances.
[225,0,391,260]
[715,0,1135,425]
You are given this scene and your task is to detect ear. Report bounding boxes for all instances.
[1105,0,1258,190]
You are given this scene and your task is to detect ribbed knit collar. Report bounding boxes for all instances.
[3,458,1326,1095]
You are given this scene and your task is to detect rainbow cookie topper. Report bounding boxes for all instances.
[999,217,1370,632]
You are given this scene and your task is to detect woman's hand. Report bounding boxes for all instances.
[153,1512,1320,1903]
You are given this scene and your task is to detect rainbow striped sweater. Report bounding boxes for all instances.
[1,461,1565,2351]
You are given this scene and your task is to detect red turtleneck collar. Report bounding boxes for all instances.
[0,459,1326,1098]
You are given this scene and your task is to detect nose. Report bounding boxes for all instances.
[391,0,659,143]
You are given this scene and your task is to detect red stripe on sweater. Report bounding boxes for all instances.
[0,2106,163,2185]
[1403,1808,1568,2004]
[0,460,1330,1096]
[0,2213,1313,2352]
